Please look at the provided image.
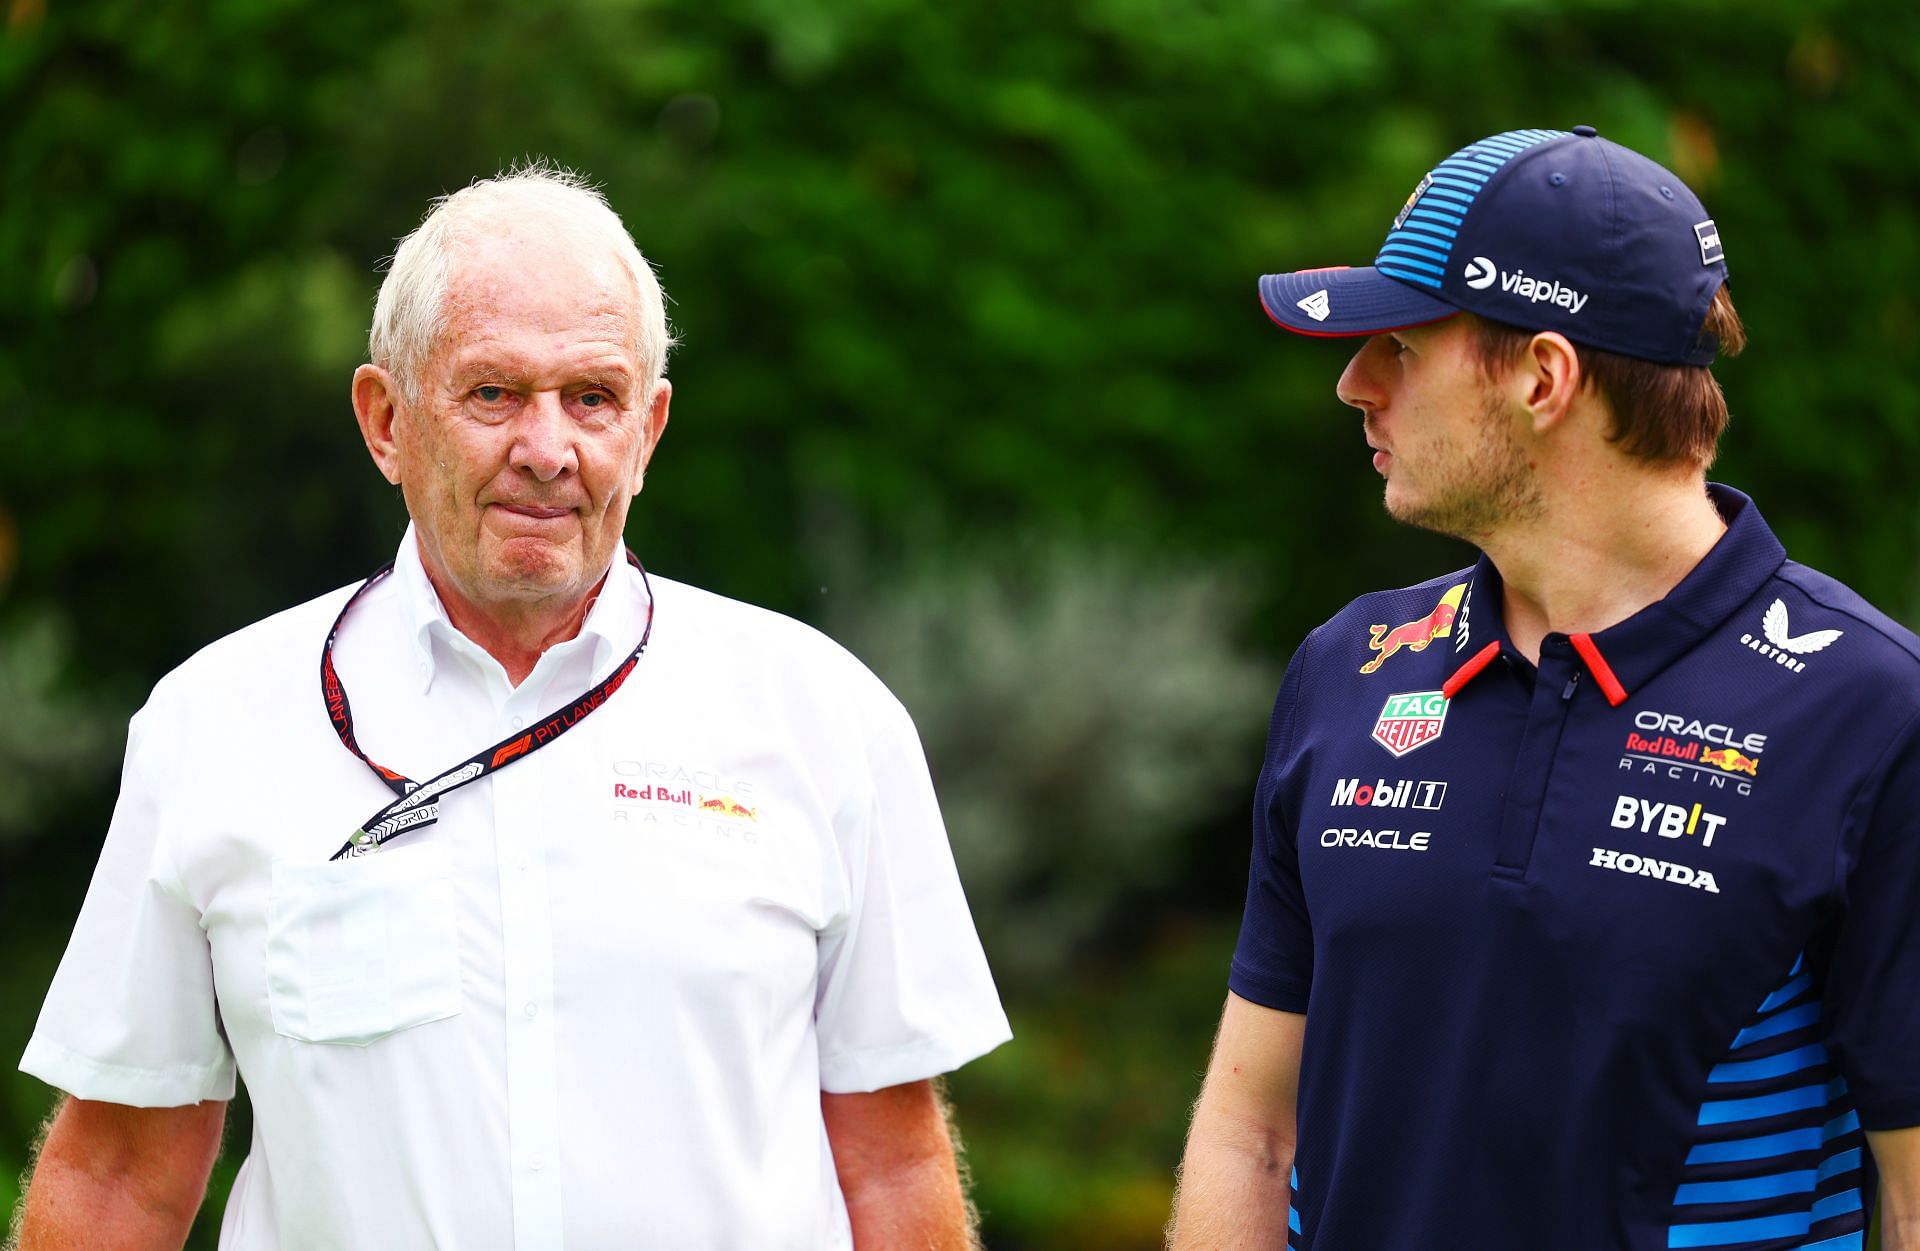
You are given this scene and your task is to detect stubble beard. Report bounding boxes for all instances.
[1385,390,1544,546]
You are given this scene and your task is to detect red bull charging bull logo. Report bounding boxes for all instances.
[1360,584,1467,675]
[698,795,758,821]
[1698,748,1759,777]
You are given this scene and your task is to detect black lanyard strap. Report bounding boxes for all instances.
[320,550,653,860]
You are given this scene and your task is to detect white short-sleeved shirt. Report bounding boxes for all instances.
[22,528,1011,1250]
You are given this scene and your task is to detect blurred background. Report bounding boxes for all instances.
[3,0,1917,1245]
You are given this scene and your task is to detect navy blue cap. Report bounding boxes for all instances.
[1259,126,1731,365]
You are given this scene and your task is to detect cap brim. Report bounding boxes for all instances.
[1258,267,1459,338]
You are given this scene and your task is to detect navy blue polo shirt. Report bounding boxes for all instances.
[1231,487,1920,1251]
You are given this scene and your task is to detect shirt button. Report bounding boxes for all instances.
[511,716,525,730]
[528,1153,544,1171]
[523,1002,539,1019]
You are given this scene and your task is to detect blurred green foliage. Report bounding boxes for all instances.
[2,0,1916,1246]
[827,539,1275,985]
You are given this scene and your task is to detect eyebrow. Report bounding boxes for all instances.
[576,366,635,391]
[450,362,532,389]
[447,362,635,391]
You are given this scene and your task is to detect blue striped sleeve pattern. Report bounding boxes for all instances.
[1288,1164,1304,1249]
[1374,128,1566,290]
[1666,955,1870,1250]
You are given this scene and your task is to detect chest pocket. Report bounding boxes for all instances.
[266,842,462,1046]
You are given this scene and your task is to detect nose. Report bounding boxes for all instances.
[1335,335,1391,414]
[512,391,578,483]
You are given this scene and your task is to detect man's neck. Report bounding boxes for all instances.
[418,554,608,688]
[1484,466,1725,666]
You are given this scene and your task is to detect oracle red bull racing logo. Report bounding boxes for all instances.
[1620,709,1766,795]
[1371,690,1449,758]
[611,783,758,823]
[1360,584,1467,675]
[610,760,765,838]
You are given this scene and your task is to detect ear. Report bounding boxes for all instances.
[353,365,407,486]
[631,378,673,493]
[1514,332,1583,435]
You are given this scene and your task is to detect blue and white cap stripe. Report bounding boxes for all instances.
[1376,129,1567,290]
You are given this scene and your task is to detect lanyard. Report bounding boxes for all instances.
[320,550,653,860]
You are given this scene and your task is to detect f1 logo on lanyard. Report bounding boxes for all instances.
[320,550,654,861]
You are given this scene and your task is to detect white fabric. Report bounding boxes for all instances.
[21,526,1010,1250]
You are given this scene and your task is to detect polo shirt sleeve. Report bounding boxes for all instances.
[1228,649,1313,1014]
[812,679,1012,1094]
[1823,712,1920,1130]
[18,698,237,1107]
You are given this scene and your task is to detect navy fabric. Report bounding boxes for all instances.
[1259,126,1732,364]
[1258,268,1458,339]
[1231,486,1920,1251]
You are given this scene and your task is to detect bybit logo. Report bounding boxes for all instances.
[1611,795,1727,847]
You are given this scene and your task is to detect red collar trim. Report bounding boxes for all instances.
[1570,633,1630,706]
[1442,641,1502,699]
[1442,635,1632,707]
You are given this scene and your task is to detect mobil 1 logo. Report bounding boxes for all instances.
[1331,777,1447,811]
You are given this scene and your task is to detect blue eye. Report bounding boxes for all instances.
[476,385,505,403]
[579,392,604,408]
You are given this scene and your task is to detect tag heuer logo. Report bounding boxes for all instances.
[1297,289,1331,322]
[1372,690,1449,757]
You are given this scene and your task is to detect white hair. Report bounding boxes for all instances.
[368,160,674,403]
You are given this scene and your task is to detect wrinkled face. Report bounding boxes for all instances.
[1336,316,1541,543]
[392,229,665,620]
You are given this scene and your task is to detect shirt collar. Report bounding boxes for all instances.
[392,522,646,694]
[1444,484,1787,704]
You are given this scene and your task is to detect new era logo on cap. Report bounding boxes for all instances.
[1297,290,1331,322]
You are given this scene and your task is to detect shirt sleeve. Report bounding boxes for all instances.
[1228,648,1314,1014]
[812,677,1012,1094]
[18,698,237,1107]
[1823,710,1920,1130]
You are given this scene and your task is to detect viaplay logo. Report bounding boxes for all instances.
[1461,255,1588,313]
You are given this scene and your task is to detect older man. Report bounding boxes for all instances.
[1171,127,1920,1249]
[17,166,1010,1249]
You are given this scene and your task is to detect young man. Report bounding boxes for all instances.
[1171,127,1920,1250]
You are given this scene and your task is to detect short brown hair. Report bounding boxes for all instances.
[1466,284,1747,468]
